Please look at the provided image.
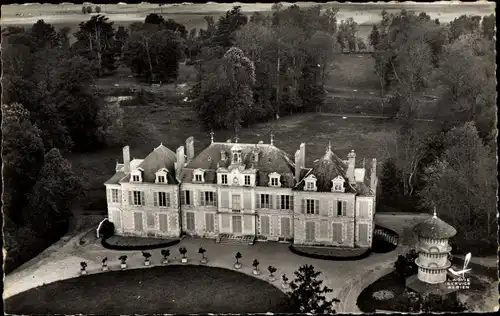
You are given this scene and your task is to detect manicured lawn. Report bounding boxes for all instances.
[102,235,179,250]
[291,244,370,259]
[4,265,296,314]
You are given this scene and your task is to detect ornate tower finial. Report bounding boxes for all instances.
[270,131,274,146]
[327,141,332,153]
[210,130,214,144]
[433,206,437,218]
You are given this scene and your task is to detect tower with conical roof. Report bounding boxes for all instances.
[411,208,457,285]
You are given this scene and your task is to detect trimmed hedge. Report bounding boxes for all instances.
[101,236,180,251]
[289,245,372,261]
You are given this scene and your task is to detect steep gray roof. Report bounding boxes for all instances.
[296,149,353,192]
[413,216,457,239]
[105,144,178,185]
[180,142,296,187]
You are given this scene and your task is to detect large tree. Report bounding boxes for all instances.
[123,23,184,83]
[26,148,81,238]
[1,103,45,225]
[418,122,496,254]
[436,33,496,142]
[73,15,117,76]
[193,46,255,132]
[289,264,340,313]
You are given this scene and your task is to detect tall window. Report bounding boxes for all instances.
[111,189,119,203]
[157,175,166,183]
[306,199,316,214]
[306,181,314,190]
[133,175,140,182]
[158,192,170,207]
[337,200,347,216]
[132,191,144,206]
[181,190,192,205]
[280,195,291,210]
[204,191,216,206]
[195,174,203,182]
[260,194,271,208]
[271,177,279,186]
[221,174,228,185]
[244,175,251,186]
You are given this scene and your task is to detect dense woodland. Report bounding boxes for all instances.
[1,5,496,273]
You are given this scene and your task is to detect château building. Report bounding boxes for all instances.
[104,135,378,249]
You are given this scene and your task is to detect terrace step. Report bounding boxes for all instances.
[217,233,255,245]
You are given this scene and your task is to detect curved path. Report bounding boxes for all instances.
[4,213,431,313]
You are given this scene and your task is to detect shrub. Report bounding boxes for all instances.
[86,6,92,14]
[252,259,259,269]
[161,249,170,259]
[394,249,419,281]
[82,6,87,14]
[235,252,242,263]
[372,290,395,301]
[98,220,115,239]
[198,247,206,258]
[95,6,101,13]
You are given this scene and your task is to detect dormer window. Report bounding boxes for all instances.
[220,174,228,185]
[304,174,317,192]
[130,168,144,183]
[193,169,205,183]
[268,172,281,187]
[155,168,168,184]
[331,176,346,193]
[231,145,242,164]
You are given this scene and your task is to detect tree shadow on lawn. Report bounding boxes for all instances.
[4,265,296,315]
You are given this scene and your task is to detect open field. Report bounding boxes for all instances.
[2,2,495,44]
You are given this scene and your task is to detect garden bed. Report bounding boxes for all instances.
[101,235,180,250]
[289,244,371,261]
[4,265,296,314]
[357,271,478,312]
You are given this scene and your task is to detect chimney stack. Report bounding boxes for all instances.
[370,158,378,195]
[186,136,194,161]
[175,146,185,179]
[347,149,356,184]
[299,143,305,167]
[294,150,301,182]
[123,145,130,174]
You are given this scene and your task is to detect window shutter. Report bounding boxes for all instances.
[333,200,338,216]
[256,194,260,209]
[180,191,186,205]
[315,200,319,214]
[153,192,158,206]
[213,192,218,206]
[269,195,274,209]
[342,201,347,216]
[129,191,132,205]
[301,199,305,214]
[107,189,111,202]
[119,190,122,203]
[141,192,145,206]
[290,196,294,211]
[198,190,204,206]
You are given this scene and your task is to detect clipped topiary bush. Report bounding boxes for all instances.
[99,220,115,239]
